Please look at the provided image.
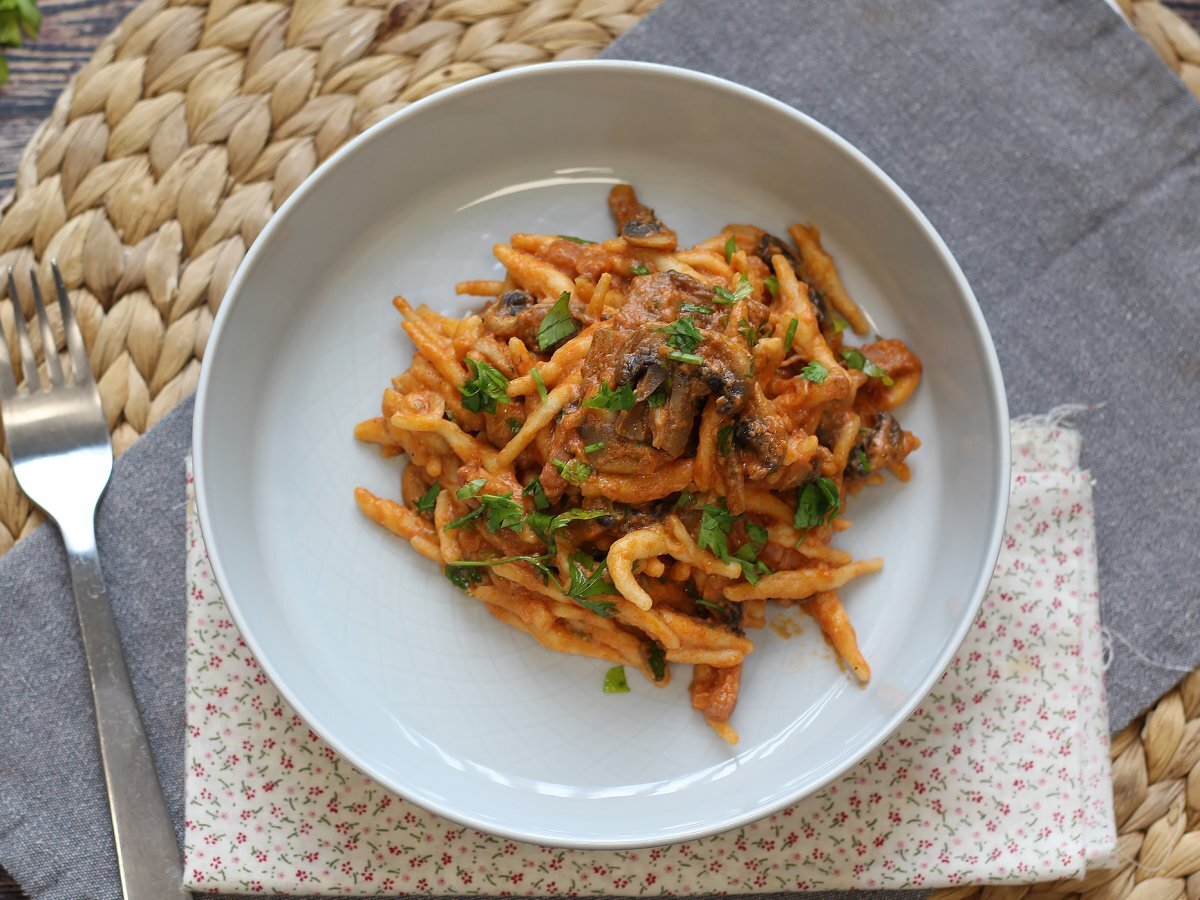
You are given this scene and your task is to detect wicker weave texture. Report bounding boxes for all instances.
[1,2,1200,899]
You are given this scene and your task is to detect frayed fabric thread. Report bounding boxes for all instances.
[1012,402,1104,430]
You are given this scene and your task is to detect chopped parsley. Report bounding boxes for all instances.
[794,477,841,532]
[553,458,593,485]
[832,316,849,334]
[763,275,780,298]
[445,565,483,590]
[557,234,595,244]
[583,441,606,454]
[647,644,667,681]
[530,366,548,402]
[680,302,714,315]
[713,273,753,306]
[528,507,609,552]
[698,500,771,585]
[445,491,526,533]
[782,317,798,352]
[414,481,440,514]
[723,235,737,262]
[455,478,487,500]
[656,316,703,355]
[738,318,759,348]
[584,382,636,412]
[459,358,509,414]
[646,384,668,408]
[694,596,727,614]
[667,351,704,366]
[631,262,650,276]
[560,553,618,616]
[717,425,734,455]
[603,666,630,693]
[506,416,522,435]
[799,360,830,384]
[675,490,695,509]
[524,474,550,510]
[732,520,770,585]
[536,292,577,351]
[841,348,894,385]
[854,446,873,473]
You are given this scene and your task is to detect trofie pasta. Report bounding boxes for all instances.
[354,185,922,743]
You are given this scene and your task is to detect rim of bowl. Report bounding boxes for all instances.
[194,59,1011,848]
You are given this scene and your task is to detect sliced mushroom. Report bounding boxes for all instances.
[608,184,678,251]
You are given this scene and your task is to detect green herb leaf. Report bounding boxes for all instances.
[506,416,523,435]
[460,358,510,414]
[536,292,578,351]
[557,234,595,245]
[717,425,734,455]
[738,318,759,348]
[675,490,695,509]
[553,458,593,485]
[841,348,894,386]
[646,384,668,408]
[732,520,771,585]
[530,366,548,402]
[524,474,550,510]
[647,644,667,681]
[698,501,735,562]
[724,235,737,262]
[782,317,798,352]
[667,351,704,366]
[555,553,619,616]
[584,441,606,455]
[799,360,830,384]
[631,262,650,276]
[794,477,841,532]
[694,596,727,613]
[445,565,483,590]
[832,316,849,334]
[414,481,440,514]
[447,554,549,569]
[680,302,714,315]
[655,316,703,354]
[444,505,485,530]
[479,492,526,533]
[527,507,608,552]
[854,445,873,473]
[713,274,753,306]
[603,666,631,693]
[584,382,636,412]
[764,275,780,298]
[456,478,487,500]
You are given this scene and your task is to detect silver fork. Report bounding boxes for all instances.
[1,264,188,898]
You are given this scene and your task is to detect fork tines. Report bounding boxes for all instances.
[1,263,94,397]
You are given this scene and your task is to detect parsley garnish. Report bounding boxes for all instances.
[647,644,667,681]
[694,596,727,614]
[724,235,737,262]
[530,366,548,402]
[528,507,609,553]
[506,417,522,435]
[675,490,695,508]
[456,478,487,500]
[553,458,593,485]
[447,554,548,569]
[841,348,894,386]
[800,360,829,384]
[445,565,483,590]
[667,351,703,366]
[584,441,606,454]
[524,474,550,510]
[560,553,618,616]
[445,491,526,533]
[460,358,509,413]
[738,318,759,348]
[698,501,735,562]
[832,316,849,334]
[732,520,770,585]
[854,446,873,473]
[656,316,703,354]
[717,425,734,455]
[782,317,798,351]
[444,505,484,530]
[603,666,630,693]
[414,481,440,514]
[536,292,578,351]
[713,274,753,306]
[584,382,636,412]
[646,384,668,408]
[631,262,650,276]
[557,234,595,245]
[680,302,714,315]
[763,275,780,298]
[794,477,841,532]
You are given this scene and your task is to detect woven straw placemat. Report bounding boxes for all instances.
[0,0,1199,898]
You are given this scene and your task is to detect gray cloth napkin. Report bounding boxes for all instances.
[2,1,1199,897]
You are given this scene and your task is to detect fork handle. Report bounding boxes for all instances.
[61,519,191,899]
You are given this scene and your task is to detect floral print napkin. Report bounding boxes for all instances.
[182,420,1116,894]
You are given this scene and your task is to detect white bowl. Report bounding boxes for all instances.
[194,61,1009,849]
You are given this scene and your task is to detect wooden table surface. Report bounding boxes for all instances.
[2,0,1199,896]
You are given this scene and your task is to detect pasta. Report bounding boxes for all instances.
[355,185,922,743]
